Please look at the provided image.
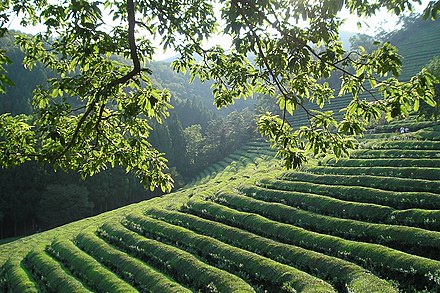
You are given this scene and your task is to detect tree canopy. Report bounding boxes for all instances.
[419,56,440,122]
[0,0,439,191]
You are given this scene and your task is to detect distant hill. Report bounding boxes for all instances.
[390,17,440,81]
[287,16,440,128]
[340,30,358,49]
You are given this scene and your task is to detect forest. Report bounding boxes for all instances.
[0,31,259,238]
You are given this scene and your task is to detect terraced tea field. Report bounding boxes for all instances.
[1,122,440,292]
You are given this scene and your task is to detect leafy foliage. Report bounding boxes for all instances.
[0,0,439,190]
[99,222,255,292]
[418,56,440,121]
[37,184,94,229]
[145,208,396,292]
[186,200,440,289]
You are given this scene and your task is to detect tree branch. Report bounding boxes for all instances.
[53,0,141,162]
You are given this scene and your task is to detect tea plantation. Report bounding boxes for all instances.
[2,16,440,293]
[1,121,440,292]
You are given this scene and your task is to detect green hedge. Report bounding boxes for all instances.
[75,232,190,293]
[253,181,440,231]
[24,251,90,293]
[125,213,334,293]
[240,185,393,223]
[186,200,440,290]
[327,158,440,168]
[48,239,137,293]
[0,265,4,292]
[246,148,276,157]
[416,127,440,141]
[392,209,440,231]
[98,222,255,292]
[351,149,440,159]
[214,192,440,259]
[1,259,39,293]
[232,151,260,162]
[373,121,435,133]
[228,154,254,166]
[261,178,440,210]
[362,133,410,140]
[146,208,397,293]
[360,140,440,150]
[281,172,440,194]
[308,166,440,181]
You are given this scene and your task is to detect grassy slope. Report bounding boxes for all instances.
[2,125,440,292]
[2,17,440,293]
[0,141,279,266]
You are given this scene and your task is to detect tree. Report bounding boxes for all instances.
[0,0,439,190]
[419,56,440,123]
[183,124,206,171]
[0,31,51,115]
[37,184,93,229]
[349,34,380,54]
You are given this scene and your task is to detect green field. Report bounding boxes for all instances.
[1,123,440,292]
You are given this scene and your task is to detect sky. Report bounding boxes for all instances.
[6,0,430,61]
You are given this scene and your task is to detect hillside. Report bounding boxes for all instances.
[287,17,440,128]
[2,122,440,292]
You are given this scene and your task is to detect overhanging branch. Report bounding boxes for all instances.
[53,0,141,161]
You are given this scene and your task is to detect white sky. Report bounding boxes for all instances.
[7,0,430,61]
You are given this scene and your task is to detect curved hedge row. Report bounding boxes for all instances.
[373,121,435,133]
[351,149,440,159]
[416,127,440,140]
[24,251,90,293]
[246,184,440,231]
[281,172,440,194]
[240,185,393,223]
[308,166,440,181]
[394,206,440,228]
[98,222,255,292]
[75,232,190,293]
[326,158,440,168]
[260,178,440,210]
[186,200,440,290]
[49,240,137,293]
[362,132,406,139]
[214,192,440,259]
[125,214,335,293]
[145,208,397,293]
[1,259,38,293]
[360,140,440,150]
